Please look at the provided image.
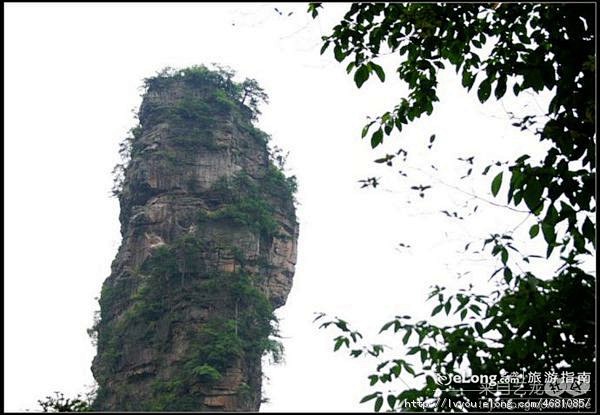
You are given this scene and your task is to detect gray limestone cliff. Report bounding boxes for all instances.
[90,66,298,411]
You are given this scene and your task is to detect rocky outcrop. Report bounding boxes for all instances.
[91,67,298,411]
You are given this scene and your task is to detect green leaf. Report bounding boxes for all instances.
[320,41,330,55]
[462,70,476,91]
[524,180,543,211]
[495,75,507,99]
[360,392,379,404]
[354,65,370,88]
[514,190,523,206]
[307,3,321,18]
[387,395,396,410]
[334,45,346,62]
[374,396,384,412]
[515,154,531,164]
[491,172,503,196]
[377,360,391,371]
[477,77,492,103]
[346,61,356,74]
[546,243,555,258]
[402,329,412,345]
[361,123,371,138]
[513,82,521,96]
[394,116,403,132]
[369,375,378,386]
[379,321,394,333]
[424,99,434,115]
[374,156,392,164]
[475,322,484,336]
[371,128,383,148]
[544,204,559,225]
[529,224,540,238]
[541,223,556,244]
[460,309,468,320]
[582,217,595,245]
[384,122,393,135]
[370,62,386,82]
[503,267,513,283]
[431,304,443,316]
[469,304,481,315]
[350,349,363,357]
[407,346,420,355]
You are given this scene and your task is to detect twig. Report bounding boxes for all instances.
[509,212,533,233]
[407,165,530,214]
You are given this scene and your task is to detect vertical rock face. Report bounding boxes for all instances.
[91,67,298,411]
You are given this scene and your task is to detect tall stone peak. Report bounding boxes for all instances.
[91,66,298,411]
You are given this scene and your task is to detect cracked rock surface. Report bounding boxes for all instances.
[91,72,298,411]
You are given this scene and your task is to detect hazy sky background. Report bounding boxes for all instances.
[5,3,556,412]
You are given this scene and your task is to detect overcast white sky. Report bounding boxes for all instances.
[5,3,559,412]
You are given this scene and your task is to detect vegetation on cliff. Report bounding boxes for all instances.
[112,65,294,198]
[89,65,298,411]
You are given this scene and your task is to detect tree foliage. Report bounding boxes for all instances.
[143,64,269,120]
[310,3,595,411]
[38,392,92,412]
